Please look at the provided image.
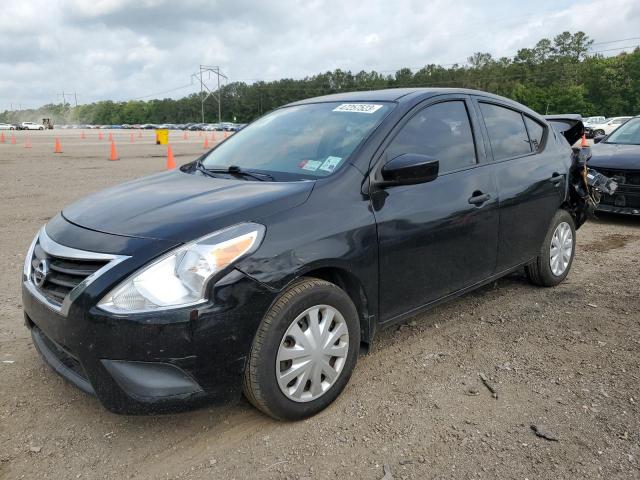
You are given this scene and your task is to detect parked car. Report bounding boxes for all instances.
[588,116,640,215]
[20,121,44,130]
[583,116,605,128]
[0,122,16,130]
[586,116,632,138]
[23,88,590,419]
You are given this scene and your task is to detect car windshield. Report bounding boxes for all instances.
[605,117,640,144]
[200,101,393,180]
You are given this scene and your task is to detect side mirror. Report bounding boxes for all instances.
[593,135,606,144]
[380,153,439,187]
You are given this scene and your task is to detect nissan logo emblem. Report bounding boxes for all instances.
[33,258,50,287]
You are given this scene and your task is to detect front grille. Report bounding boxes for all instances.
[590,167,640,209]
[30,239,109,306]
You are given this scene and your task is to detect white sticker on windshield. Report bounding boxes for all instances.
[320,156,342,172]
[301,160,322,171]
[333,103,383,114]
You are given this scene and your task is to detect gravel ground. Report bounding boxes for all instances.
[1,130,639,480]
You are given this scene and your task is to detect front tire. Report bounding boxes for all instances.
[244,277,360,420]
[525,209,576,287]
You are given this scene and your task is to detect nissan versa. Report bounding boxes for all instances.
[23,88,592,420]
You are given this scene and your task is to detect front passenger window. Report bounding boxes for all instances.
[386,101,477,174]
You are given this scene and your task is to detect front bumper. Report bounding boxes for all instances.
[23,269,277,414]
[595,203,640,215]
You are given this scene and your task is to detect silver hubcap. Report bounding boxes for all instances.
[276,305,349,403]
[550,221,573,276]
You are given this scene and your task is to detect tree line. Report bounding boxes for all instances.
[2,31,639,125]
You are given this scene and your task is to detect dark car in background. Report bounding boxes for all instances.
[589,116,640,215]
[23,88,586,420]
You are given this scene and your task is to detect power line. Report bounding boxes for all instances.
[132,83,195,100]
[591,36,640,46]
[590,44,640,54]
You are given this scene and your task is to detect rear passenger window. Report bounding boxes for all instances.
[524,116,544,151]
[386,101,476,174]
[479,103,531,160]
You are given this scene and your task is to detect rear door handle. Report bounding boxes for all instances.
[549,173,563,185]
[468,192,491,205]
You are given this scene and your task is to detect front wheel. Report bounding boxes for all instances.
[525,209,576,287]
[244,277,360,420]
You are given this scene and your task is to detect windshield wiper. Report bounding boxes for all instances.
[205,165,275,182]
[194,160,219,178]
[194,161,275,181]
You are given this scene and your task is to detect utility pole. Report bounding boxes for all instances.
[193,65,227,124]
[57,92,68,108]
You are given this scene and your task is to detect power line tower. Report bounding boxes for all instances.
[192,65,227,124]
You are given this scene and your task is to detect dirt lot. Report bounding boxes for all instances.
[1,130,639,479]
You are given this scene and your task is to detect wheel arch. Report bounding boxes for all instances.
[299,266,376,353]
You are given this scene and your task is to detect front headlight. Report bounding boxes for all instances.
[98,223,265,314]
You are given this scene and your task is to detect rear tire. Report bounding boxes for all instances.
[525,209,576,287]
[243,277,360,420]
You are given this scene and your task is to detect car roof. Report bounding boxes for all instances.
[286,87,539,116]
[288,87,517,103]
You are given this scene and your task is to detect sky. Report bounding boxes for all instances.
[1,0,639,110]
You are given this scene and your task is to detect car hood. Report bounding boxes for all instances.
[589,143,640,170]
[63,169,315,242]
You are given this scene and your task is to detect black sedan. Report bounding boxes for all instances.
[23,88,590,419]
[589,116,640,215]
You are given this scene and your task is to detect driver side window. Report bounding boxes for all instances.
[386,101,477,174]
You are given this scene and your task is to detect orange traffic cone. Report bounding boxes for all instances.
[166,144,176,170]
[203,136,209,149]
[224,131,229,139]
[80,130,86,139]
[211,131,216,141]
[98,131,104,140]
[108,132,114,142]
[24,136,32,149]
[10,133,16,145]
[54,138,62,153]
[183,131,188,140]
[581,133,588,148]
[0,132,4,143]
[109,140,119,161]
[130,132,135,143]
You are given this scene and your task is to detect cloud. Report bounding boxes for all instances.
[0,0,638,110]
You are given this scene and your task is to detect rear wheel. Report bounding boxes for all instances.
[243,277,360,420]
[526,210,576,287]
[594,129,605,136]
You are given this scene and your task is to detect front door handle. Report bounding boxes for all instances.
[468,192,491,205]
